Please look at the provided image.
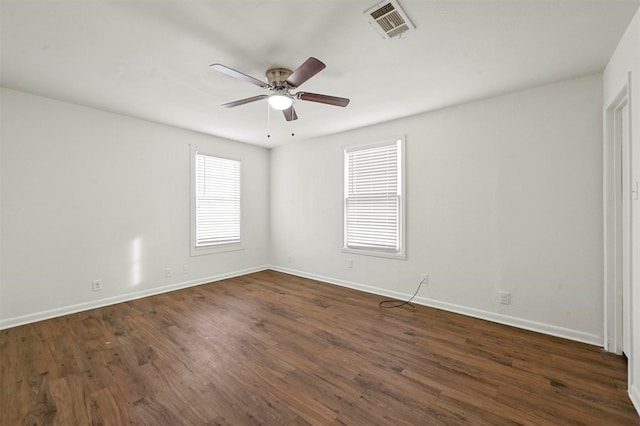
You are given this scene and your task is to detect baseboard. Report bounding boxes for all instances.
[269,265,603,347]
[0,265,270,330]
[630,384,640,417]
[2,264,604,347]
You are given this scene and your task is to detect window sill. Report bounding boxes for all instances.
[191,243,244,257]
[341,247,406,260]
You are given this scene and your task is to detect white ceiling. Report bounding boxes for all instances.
[1,0,638,148]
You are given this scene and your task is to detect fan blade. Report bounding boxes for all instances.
[297,92,350,107]
[283,106,298,121]
[222,95,268,108]
[210,64,269,88]
[285,57,326,88]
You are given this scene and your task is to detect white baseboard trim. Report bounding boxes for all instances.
[1,265,604,347]
[630,384,640,417]
[0,265,270,330]
[269,265,603,347]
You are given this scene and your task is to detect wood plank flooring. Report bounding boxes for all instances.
[1,270,638,425]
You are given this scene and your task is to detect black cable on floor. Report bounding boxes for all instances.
[379,276,427,310]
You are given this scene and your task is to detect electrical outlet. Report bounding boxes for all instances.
[165,268,172,278]
[499,291,510,305]
[421,273,428,284]
[183,264,189,275]
[287,256,292,264]
[92,279,103,292]
[347,259,353,269]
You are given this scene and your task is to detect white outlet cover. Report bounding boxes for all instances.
[92,280,102,291]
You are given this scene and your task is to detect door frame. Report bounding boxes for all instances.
[603,74,632,355]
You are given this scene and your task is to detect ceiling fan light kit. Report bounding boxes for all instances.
[210,57,349,122]
[268,93,293,110]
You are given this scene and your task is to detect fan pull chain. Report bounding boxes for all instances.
[266,101,271,138]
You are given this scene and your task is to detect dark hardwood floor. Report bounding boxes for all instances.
[1,270,638,425]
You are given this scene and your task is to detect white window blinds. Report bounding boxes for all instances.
[195,153,240,247]
[345,140,402,253]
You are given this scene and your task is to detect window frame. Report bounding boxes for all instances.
[342,137,406,260]
[190,146,243,256]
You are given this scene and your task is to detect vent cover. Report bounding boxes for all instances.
[365,0,414,39]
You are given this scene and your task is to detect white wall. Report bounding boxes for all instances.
[0,88,270,328]
[604,7,640,415]
[271,74,604,345]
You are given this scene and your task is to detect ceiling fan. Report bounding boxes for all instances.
[210,57,350,122]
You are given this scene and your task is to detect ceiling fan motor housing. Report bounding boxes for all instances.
[266,68,293,87]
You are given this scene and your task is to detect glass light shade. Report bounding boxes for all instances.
[268,94,293,110]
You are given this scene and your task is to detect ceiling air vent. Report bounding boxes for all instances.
[365,0,414,39]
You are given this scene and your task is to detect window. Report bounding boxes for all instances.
[344,138,405,259]
[191,149,241,255]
